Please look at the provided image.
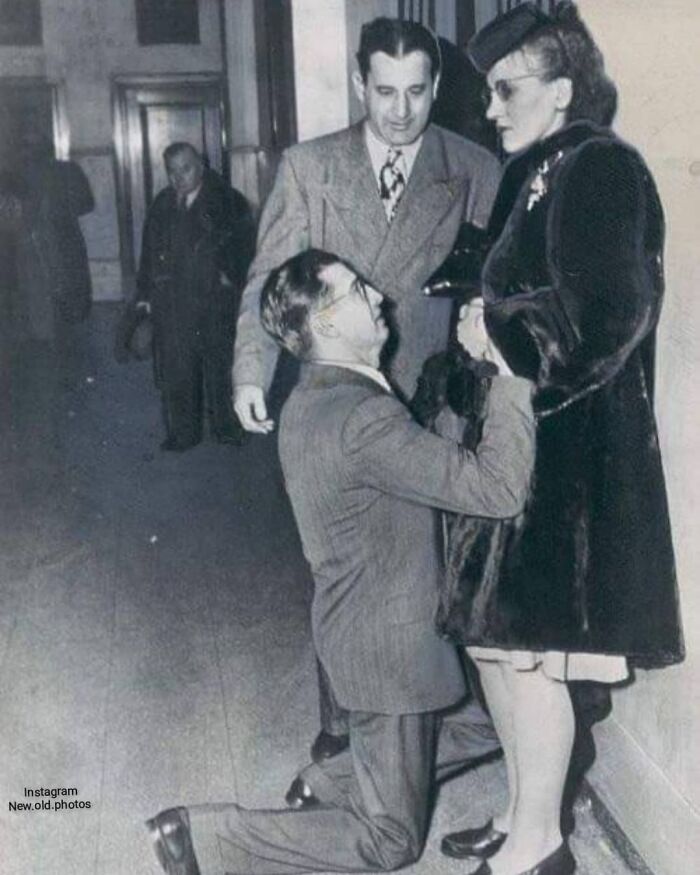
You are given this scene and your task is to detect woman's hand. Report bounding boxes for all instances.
[457,299,489,358]
[457,300,513,376]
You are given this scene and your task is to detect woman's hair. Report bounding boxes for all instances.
[522,2,618,126]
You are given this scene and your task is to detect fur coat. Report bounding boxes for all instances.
[424,122,683,667]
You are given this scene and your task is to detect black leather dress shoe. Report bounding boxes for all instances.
[310,729,350,763]
[441,819,507,859]
[471,842,576,875]
[146,807,201,875]
[284,776,321,809]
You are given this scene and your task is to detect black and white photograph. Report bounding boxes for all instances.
[0,2,697,874]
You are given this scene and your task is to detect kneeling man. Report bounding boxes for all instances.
[146,249,535,875]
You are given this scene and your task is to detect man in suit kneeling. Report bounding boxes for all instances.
[146,249,535,875]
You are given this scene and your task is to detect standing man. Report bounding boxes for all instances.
[137,142,255,451]
[146,249,534,875]
[232,17,501,764]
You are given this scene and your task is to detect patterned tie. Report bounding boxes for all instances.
[379,148,406,222]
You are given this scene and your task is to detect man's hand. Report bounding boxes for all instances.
[234,384,275,434]
[456,301,513,377]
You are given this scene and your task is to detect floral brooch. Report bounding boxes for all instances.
[526,150,564,212]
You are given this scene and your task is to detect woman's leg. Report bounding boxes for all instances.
[476,659,518,833]
[488,666,575,875]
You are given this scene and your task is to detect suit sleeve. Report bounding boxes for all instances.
[342,377,535,519]
[486,142,663,416]
[232,150,311,390]
[465,149,501,229]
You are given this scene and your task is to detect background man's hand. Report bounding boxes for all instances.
[234,384,275,434]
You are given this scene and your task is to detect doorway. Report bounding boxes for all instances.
[112,74,226,295]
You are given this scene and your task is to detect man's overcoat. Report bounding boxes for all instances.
[233,122,500,397]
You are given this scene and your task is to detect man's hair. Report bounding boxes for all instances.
[260,249,344,359]
[162,141,201,167]
[356,17,441,82]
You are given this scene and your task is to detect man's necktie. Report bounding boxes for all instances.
[379,148,406,222]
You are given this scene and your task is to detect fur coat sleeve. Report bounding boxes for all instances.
[483,138,664,416]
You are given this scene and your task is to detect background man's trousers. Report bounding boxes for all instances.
[187,701,499,875]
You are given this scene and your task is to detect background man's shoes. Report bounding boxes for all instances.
[146,807,201,875]
[441,819,507,859]
[284,776,320,809]
[310,729,349,763]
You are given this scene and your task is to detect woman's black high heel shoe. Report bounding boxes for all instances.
[441,819,507,859]
[472,842,576,875]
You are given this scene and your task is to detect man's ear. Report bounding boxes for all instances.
[310,312,340,339]
[351,70,367,106]
[432,72,441,101]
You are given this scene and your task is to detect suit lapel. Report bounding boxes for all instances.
[374,125,460,282]
[320,124,389,278]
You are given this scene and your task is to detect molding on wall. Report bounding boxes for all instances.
[71,146,113,158]
[589,718,700,875]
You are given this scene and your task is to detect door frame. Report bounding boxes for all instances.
[111,72,226,294]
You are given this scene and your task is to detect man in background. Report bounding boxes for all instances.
[137,142,254,451]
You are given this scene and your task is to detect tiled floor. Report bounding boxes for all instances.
[0,307,637,874]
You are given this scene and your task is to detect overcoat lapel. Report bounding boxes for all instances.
[374,126,460,285]
[320,124,389,278]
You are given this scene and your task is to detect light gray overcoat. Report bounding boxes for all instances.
[233,122,500,396]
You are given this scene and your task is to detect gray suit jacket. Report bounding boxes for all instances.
[234,123,501,396]
[278,365,534,714]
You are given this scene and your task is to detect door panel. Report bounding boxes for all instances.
[113,76,225,293]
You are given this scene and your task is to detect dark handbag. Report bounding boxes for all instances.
[114,302,153,363]
[423,223,490,301]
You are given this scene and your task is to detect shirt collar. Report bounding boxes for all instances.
[312,359,393,394]
[363,122,423,184]
[185,183,203,209]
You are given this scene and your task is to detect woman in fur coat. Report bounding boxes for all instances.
[437,5,684,875]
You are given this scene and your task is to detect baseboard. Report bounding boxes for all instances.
[586,718,699,875]
[580,782,655,875]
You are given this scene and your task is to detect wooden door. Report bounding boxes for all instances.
[113,75,225,293]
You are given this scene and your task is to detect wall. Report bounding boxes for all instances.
[577,2,700,873]
[291,0,350,141]
[0,0,224,300]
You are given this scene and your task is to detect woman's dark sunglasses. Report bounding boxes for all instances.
[481,71,548,108]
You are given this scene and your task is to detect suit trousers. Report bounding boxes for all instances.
[187,700,500,875]
[158,328,239,446]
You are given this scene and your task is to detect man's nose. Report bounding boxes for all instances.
[485,92,502,121]
[394,92,410,119]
